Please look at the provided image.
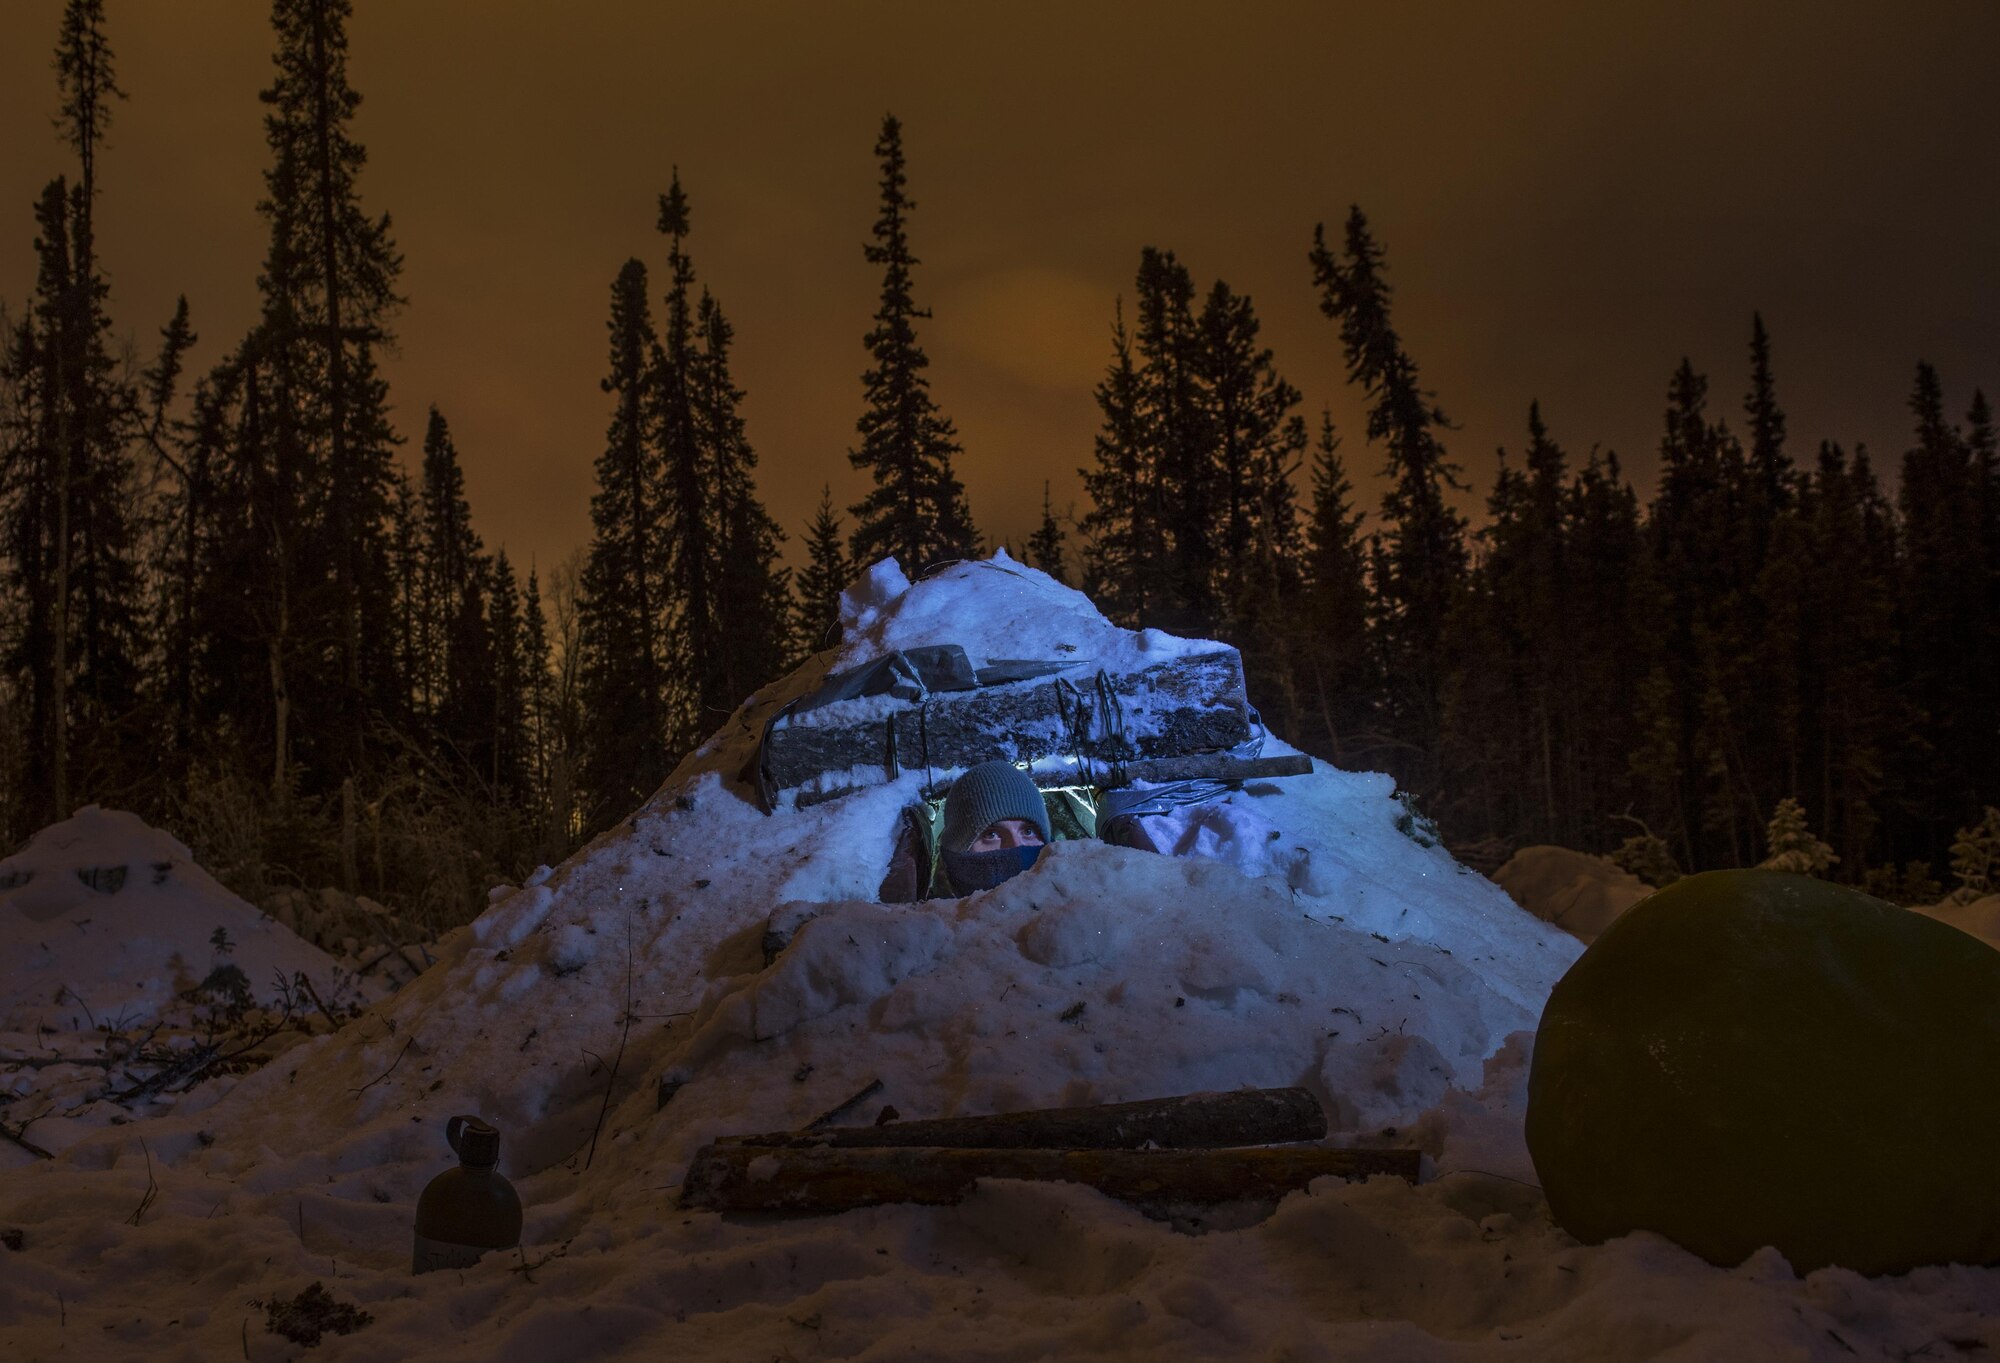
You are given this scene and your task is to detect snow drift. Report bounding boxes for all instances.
[1491,844,1653,944]
[0,806,347,1031]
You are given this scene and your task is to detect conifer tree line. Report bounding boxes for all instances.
[3,3,1996,921]
[1078,208,1999,889]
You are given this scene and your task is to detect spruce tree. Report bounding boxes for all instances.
[388,469,421,717]
[1895,363,1986,859]
[578,260,670,825]
[417,407,493,768]
[1025,481,1069,583]
[1800,440,1898,869]
[1309,207,1467,791]
[1132,249,1213,631]
[1742,314,1793,550]
[256,0,406,769]
[1078,299,1155,622]
[488,550,527,797]
[0,2,145,825]
[519,565,558,835]
[1642,359,1760,865]
[654,172,712,741]
[1967,390,2000,821]
[1445,404,1574,843]
[1298,411,1375,764]
[1759,796,1837,877]
[694,290,790,709]
[155,331,222,765]
[1200,279,1304,606]
[847,115,976,574]
[1565,448,1658,849]
[794,486,849,658]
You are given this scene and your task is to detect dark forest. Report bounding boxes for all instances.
[4,0,1996,930]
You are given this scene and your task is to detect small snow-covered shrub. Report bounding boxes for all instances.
[1609,830,1681,888]
[1393,790,1441,848]
[1861,860,1944,908]
[1758,796,1837,877]
[1949,806,2000,904]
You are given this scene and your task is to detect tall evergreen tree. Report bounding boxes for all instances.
[1309,207,1467,792]
[694,290,790,710]
[1564,447,1657,847]
[488,549,527,797]
[1443,403,1575,843]
[794,486,849,658]
[1798,440,1899,869]
[1131,249,1213,631]
[578,260,669,825]
[0,1,144,826]
[1200,278,1305,608]
[1743,312,1792,554]
[847,115,976,574]
[1894,363,1987,858]
[256,0,406,770]
[1297,411,1375,764]
[1966,390,2000,824]
[519,564,562,846]
[653,172,712,742]
[417,407,493,767]
[1078,300,1156,623]
[1025,481,1068,583]
[1639,359,1758,865]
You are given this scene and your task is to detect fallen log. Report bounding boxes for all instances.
[727,1087,1326,1151]
[680,1143,1420,1217]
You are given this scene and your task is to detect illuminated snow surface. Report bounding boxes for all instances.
[1491,846,1653,946]
[3,554,1997,1360]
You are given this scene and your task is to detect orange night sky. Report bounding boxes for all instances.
[3,2,1996,580]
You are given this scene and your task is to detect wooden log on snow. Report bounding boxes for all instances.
[725,1087,1327,1151]
[679,1143,1420,1217]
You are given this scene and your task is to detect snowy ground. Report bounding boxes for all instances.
[1,808,396,1166]
[1491,846,1653,945]
[1497,841,2000,954]
[3,556,1998,1361]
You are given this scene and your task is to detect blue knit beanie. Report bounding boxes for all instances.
[941,761,1050,853]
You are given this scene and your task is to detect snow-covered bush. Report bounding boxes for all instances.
[1609,829,1681,888]
[1758,796,1836,877]
[1862,860,1944,907]
[1949,805,2000,904]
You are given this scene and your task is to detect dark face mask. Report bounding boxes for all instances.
[943,843,1044,894]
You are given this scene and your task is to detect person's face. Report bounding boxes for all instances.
[969,818,1045,853]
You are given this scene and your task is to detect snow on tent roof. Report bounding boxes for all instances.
[758,552,1256,806]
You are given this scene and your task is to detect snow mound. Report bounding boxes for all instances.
[677,840,1533,1145]
[1492,844,1653,943]
[0,806,345,1030]
[1912,893,2000,951]
[830,547,1219,678]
